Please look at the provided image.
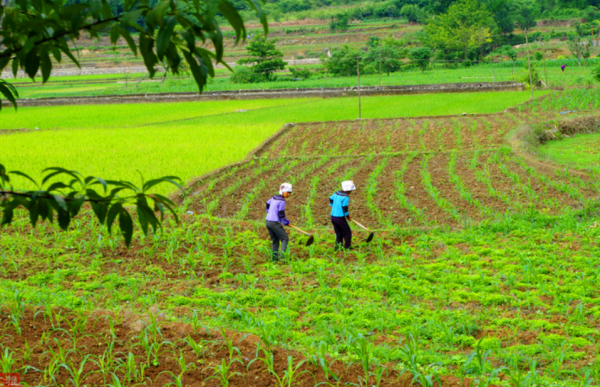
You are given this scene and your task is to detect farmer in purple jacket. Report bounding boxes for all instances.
[265,183,293,261]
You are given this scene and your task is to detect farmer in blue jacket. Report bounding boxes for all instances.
[265,183,293,261]
[330,180,355,251]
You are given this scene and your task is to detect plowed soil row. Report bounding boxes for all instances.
[2,308,470,387]
[257,115,544,158]
[186,150,589,228]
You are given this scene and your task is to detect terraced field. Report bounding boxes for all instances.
[183,113,598,229]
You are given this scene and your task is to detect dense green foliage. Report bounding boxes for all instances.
[236,34,287,81]
[0,0,267,109]
[0,164,182,247]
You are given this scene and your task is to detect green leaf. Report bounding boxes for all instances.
[120,9,144,29]
[88,189,109,224]
[0,56,10,73]
[85,176,108,193]
[9,170,39,189]
[39,48,52,83]
[46,182,68,192]
[38,198,51,222]
[68,196,86,217]
[42,167,82,186]
[1,200,19,226]
[106,202,123,234]
[11,57,19,78]
[0,164,9,185]
[157,16,177,60]
[110,24,121,45]
[57,38,80,68]
[57,209,71,230]
[117,27,138,56]
[29,199,40,227]
[119,208,134,247]
[139,33,158,78]
[151,193,178,222]
[142,176,183,192]
[136,195,158,235]
[155,0,170,25]
[183,50,206,92]
[218,1,245,44]
[0,80,18,111]
[25,46,40,80]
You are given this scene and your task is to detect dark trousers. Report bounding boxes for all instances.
[331,216,352,250]
[266,221,288,259]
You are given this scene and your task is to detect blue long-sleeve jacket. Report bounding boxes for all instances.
[265,195,290,225]
[329,191,349,217]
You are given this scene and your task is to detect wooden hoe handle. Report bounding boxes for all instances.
[351,219,370,232]
[289,224,311,236]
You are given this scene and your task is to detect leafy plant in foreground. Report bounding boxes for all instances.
[0,164,182,247]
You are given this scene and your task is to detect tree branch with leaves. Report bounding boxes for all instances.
[0,0,269,245]
[0,0,268,110]
[0,164,183,247]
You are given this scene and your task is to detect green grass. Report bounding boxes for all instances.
[0,99,310,129]
[538,133,600,169]
[0,91,546,193]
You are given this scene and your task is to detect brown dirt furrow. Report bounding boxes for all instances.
[435,118,456,151]
[427,153,482,224]
[404,119,421,152]
[260,123,305,156]
[481,152,537,212]
[373,155,424,227]
[421,119,444,151]
[189,159,278,216]
[459,117,480,150]
[386,119,412,153]
[243,158,337,223]
[500,155,583,213]
[454,153,511,215]
[3,308,479,387]
[187,161,255,199]
[294,123,337,156]
[221,158,315,219]
[401,155,454,226]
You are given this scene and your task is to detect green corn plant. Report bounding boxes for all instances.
[349,335,373,387]
[43,338,74,364]
[19,340,34,363]
[410,369,441,387]
[59,354,93,387]
[204,358,242,387]
[398,335,420,373]
[274,355,312,387]
[184,335,209,357]
[315,342,338,382]
[0,348,16,373]
[219,328,241,362]
[42,358,61,385]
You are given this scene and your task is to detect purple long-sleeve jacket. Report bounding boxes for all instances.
[265,195,290,225]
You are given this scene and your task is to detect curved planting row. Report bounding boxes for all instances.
[188,151,590,228]
[257,113,556,159]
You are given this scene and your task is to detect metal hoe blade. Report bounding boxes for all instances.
[366,232,375,243]
[306,235,315,247]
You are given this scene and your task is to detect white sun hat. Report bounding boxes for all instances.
[341,180,356,191]
[279,183,293,195]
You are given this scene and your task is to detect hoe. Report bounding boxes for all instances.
[352,219,375,243]
[290,225,315,246]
